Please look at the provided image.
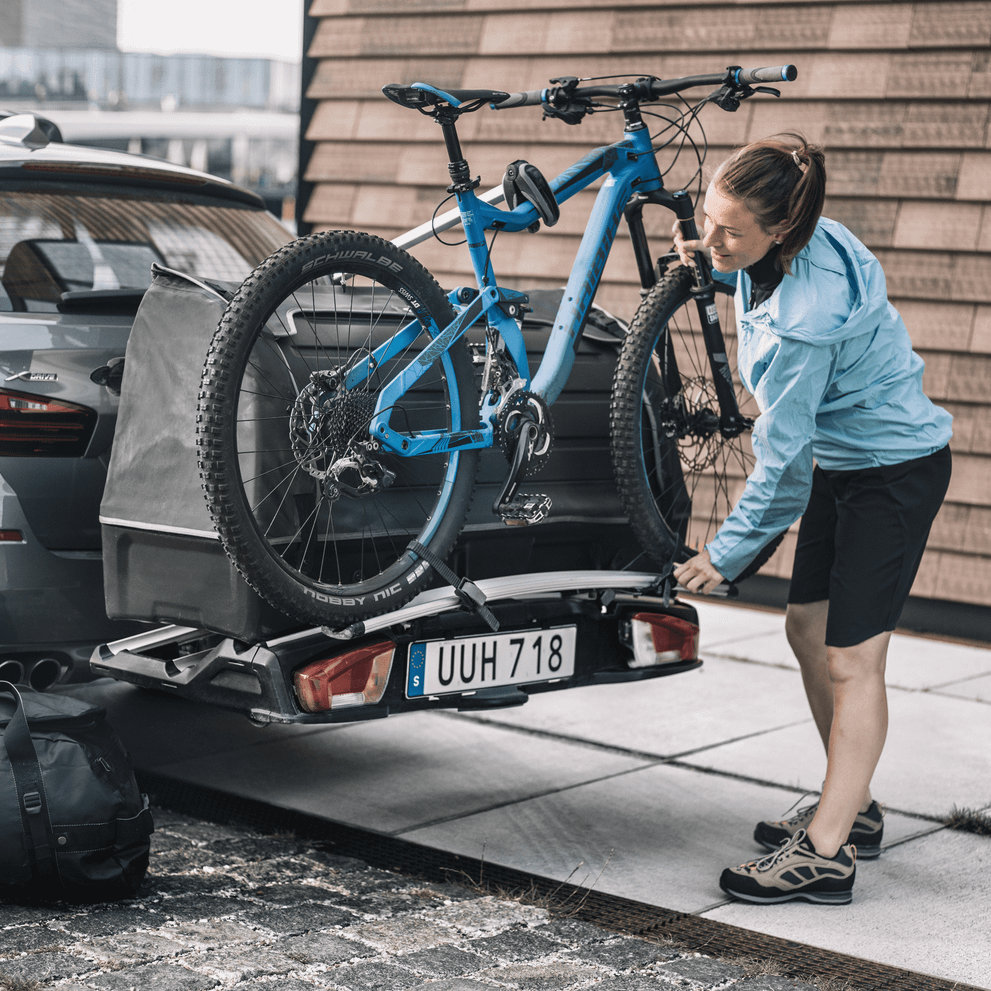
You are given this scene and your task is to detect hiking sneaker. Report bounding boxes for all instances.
[721,829,856,905]
[754,799,884,859]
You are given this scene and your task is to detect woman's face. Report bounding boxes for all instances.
[702,184,777,272]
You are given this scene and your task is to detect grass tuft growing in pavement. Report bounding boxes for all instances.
[944,805,991,836]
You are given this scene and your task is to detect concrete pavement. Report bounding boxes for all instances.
[82,596,991,989]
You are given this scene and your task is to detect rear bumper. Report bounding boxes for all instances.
[0,474,144,664]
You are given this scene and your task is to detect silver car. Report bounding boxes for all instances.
[0,112,292,687]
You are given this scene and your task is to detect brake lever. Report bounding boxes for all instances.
[710,82,781,112]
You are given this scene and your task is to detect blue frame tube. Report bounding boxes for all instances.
[371,124,664,452]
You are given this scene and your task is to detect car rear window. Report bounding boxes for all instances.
[0,191,291,312]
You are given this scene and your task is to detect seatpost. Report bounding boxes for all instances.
[438,118,475,192]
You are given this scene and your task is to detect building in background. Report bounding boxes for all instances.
[298,0,991,615]
[0,0,300,221]
[0,0,117,50]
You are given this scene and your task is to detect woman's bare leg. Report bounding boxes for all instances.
[785,602,883,855]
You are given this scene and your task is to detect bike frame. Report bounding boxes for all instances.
[361,108,733,459]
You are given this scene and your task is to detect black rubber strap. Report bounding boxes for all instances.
[407,542,499,632]
[1,682,54,880]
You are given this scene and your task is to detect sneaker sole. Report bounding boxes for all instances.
[756,838,882,859]
[723,888,853,905]
[720,881,853,905]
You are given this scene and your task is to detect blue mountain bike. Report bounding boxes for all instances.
[197,64,797,627]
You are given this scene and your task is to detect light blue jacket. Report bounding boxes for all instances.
[706,217,952,581]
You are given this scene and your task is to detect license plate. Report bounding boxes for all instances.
[406,625,577,698]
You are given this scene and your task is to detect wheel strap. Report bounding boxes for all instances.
[407,541,499,632]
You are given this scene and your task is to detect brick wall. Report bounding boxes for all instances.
[301,0,991,608]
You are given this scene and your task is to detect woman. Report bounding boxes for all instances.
[672,134,952,905]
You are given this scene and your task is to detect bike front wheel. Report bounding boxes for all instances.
[610,266,781,581]
[197,230,480,627]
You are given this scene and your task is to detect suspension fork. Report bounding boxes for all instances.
[625,188,750,437]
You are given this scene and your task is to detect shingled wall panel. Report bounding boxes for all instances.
[302,0,991,609]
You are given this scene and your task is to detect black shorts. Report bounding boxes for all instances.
[787,445,952,648]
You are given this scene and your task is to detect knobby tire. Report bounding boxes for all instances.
[197,230,479,628]
[610,267,783,582]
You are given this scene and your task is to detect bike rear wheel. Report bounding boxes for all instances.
[197,230,480,627]
[610,267,782,581]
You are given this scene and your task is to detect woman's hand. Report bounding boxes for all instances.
[673,548,726,596]
[672,218,707,268]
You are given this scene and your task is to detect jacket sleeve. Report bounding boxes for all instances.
[705,335,833,581]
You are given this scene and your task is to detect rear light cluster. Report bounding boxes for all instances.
[627,612,699,668]
[294,641,395,713]
[0,389,96,456]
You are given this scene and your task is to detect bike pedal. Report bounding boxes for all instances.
[498,493,552,526]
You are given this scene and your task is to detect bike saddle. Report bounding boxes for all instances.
[382,83,511,112]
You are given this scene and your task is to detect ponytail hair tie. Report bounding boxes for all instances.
[791,149,809,174]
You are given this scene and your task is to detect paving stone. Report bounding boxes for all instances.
[468,926,561,962]
[478,959,603,989]
[145,873,244,898]
[80,930,185,965]
[397,943,492,977]
[343,916,458,953]
[183,943,299,982]
[533,917,614,944]
[566,935,677,969]
[656,955,747,986]
[0,950,97,983]
[159,919,263,951]
[160,894,250,922]
[281,930,375,966]
[430,895,550,936]
[248,881,336,903]
[0,923,77,954]
[60,906,159,936]
[244,902,360,934]
[330,959,423,990]
[89,961,220,990]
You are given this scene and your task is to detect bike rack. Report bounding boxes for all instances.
[91,569,724,726]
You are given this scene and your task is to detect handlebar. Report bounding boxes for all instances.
[492,64,797,111]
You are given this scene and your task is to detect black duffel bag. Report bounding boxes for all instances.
[0,682,153,903]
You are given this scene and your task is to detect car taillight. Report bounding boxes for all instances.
[628,612,699,668]
[293,641,395,713]
[0,389,96,456]
[0,529,25,542]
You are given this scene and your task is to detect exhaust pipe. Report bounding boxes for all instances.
[27,657,63,691]
[0,659,25,684]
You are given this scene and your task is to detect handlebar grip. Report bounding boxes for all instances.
[492,89,546,109]
[735,64,798,85]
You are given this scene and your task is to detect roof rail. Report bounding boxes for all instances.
[0,112,64,148]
